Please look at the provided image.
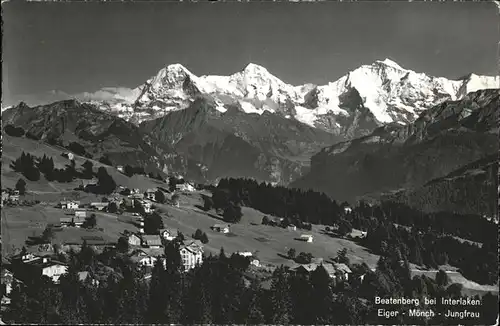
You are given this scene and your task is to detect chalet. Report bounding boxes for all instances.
[333,263,352,281]
[74,209,87,219]
[211,224,230,234]
[60,200,80,210]
[292,263,319,275]
[175,183,195,192]
[179,241,203,272]
[9,194,20,203]
[300,234,314,243]
[26,258,68,283]
[235,251,253,257]
[159,228,178,241]
[90,202,109,211]
[144,189,156,201]
[129,248,165,267]
[141,235,162,249]
[320,263,337,279]
[60,217,73,227]
[128,233,142,246]
[287,224,297,231]
[70,215,86,227]
[343,206,353,214]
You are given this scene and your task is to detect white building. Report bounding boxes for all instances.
[28,258,68,284]
[160,228,178,241]
[60,201,80,210]
[144,189,156,201]
[211,224,230,234]
[176,183,195,192]
[300,234,314,243]
[180,241,203,272]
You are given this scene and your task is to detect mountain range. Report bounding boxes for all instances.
[91,59,498,139]
[2,59,498,208]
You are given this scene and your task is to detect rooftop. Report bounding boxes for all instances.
[142,235,162,245]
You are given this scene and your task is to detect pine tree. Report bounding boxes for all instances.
[245,280,265,324]
[80,160,93,179]
[270,265,291,324]
[436,269,449,287]
[184,269,212,324]
[15,178,27,195]
[310,265,334,324]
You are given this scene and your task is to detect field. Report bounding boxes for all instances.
[1,134,164,193]
[1,204,139,254]
[154,192,381,269]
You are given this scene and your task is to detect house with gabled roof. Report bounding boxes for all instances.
[129,248,165,267]
[90,202,109,211]
[128,233,142,246]
[24,258,68,284]
[333,263,352,281]
[299,234,314,243]
[211,224,230,233]
[144,189,157,201]
[141,235,162,249]
[60,200,80,210]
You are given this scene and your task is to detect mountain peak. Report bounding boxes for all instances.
[165,63,190,73]
[242,62,269,74]
[375,58,404,70]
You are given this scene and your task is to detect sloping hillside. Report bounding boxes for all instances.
[291,89,499,205]
[1,134,166,193]
[383,154,498,216]
[1,100,171,175]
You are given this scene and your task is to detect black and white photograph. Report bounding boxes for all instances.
[1,1,499,325]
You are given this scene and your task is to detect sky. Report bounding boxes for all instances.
[2,1,499,107]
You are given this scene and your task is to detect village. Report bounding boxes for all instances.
[1,175,358,310]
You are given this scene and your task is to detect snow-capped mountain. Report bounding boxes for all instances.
[92,59,498,135]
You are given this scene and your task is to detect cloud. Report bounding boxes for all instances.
[4,87,141,108]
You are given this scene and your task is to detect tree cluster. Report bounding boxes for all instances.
[362,220,498,285]
[94,167,117,195]
[144,212,164,235]
[5,125,26,137]
[214,177,497,285]
[192,229,209,244]
[215,178,344,226]
[10,152,41,181]
[66,142,87,157]
[98,156,112,166]
[123,165,146,177]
